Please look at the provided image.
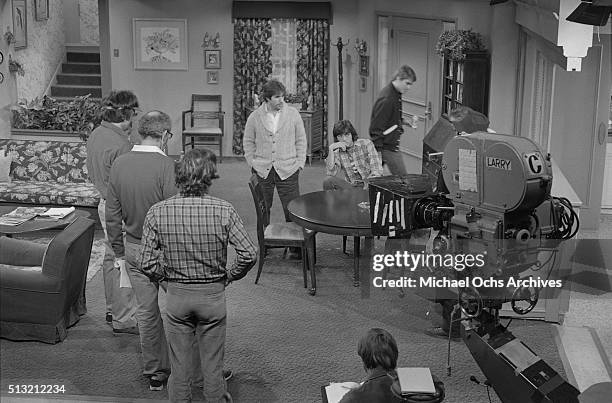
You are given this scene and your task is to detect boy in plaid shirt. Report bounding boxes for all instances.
[323,120,383,190]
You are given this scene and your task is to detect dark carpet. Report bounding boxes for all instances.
[0,159,567,403]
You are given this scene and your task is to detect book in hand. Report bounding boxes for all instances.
[0,207,47,226]
[324,381,361,403]
[36,207,76,221]
[397,367,436,394]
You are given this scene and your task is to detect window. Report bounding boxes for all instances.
[270,19,297,92]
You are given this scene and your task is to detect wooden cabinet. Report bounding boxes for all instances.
[441,52,490,116]
[300,109,323,163]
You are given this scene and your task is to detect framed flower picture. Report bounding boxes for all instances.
[204,50,221,69]
[133,18,188,70]
[207,70,219,84]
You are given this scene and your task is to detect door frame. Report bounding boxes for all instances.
[373,12,454,166]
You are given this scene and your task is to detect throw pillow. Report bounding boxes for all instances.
[0,150,11,182]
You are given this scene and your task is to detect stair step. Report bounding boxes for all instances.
[57,74,101,86]
[51,85,102,98]
[62,63,101,74]
[67,52,100,63]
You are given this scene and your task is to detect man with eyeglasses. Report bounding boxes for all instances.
[86,89,140,335]
[105,110,178,391]
[324,120,382,190]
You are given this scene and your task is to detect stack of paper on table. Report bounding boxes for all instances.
[37,207,75,220]
[0,207,47,226]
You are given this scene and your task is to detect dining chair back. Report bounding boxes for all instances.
[248,174,314,287]
[182,94,224,161]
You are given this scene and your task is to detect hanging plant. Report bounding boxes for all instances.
[435,29,486,61]
[8,57,25,76]
[4,30,16,45]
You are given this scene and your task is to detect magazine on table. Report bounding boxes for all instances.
[0,207,48,226]
[37,207,76,220]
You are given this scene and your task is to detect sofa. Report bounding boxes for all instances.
[0,139,100,207]
[0,217,95,343]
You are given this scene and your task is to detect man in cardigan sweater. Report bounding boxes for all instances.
[243,80,307,257]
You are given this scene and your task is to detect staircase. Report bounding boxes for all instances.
[50,47,102,100]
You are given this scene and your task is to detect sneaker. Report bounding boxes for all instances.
[113,326,139,335]
[149,378,164,391]
[223,369,233,381]
[424,327,461,341]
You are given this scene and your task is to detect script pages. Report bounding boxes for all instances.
[0,207,48,226]
[324,382,361,403]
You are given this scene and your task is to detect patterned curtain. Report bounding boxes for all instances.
[232,19,272,155]
[296,19,330,151]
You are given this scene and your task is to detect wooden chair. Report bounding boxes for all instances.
[249,175,315,288]
[182,95,224,162]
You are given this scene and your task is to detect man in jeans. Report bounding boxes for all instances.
[140,149,257,402]
[86,89,139,334]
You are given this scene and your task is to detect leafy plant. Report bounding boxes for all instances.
[284,93,304,104]
[10,95,103,141]
[435,29,486,61]
[4,29,15,45]
[8,57,24,76]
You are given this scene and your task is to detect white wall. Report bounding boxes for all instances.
[0,0,16,138]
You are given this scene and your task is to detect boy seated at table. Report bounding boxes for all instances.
[323,120,383,191]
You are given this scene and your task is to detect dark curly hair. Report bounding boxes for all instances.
[176,149,220,196]
[99,90,139,123]
[332,119,359,142]
[261,80,286,102]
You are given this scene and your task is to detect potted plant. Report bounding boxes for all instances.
[4,29,15,45]
[284,93,305,110]
[10,95,102,141]
[435,29,486,61]
[8,57,24,76]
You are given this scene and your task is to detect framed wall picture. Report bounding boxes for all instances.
[359,76,367,91]
[12,0,27,50]
[207,70,219,84]
[35,0,49,21]
[132,18,188,70]
[359,55,369,76]
[204,50,221,69]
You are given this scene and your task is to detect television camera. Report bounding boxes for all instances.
[369,130,582,402]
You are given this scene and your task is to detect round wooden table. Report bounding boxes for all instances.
[288,189,373,296]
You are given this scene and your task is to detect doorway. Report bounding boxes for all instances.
[377,15,446,173]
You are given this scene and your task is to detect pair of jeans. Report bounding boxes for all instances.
[256,168,300,222]
[166,282,227,403]
[98,199,137,329]
[124,240,170,381]
[381,149,408,176]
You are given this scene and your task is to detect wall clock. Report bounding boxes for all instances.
[0,72,4,84]
[0,51,4,65]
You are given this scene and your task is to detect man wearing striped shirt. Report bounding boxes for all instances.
[324,120,383,190]
[140,148,257,403]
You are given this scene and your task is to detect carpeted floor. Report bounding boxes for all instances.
[0,159,569,403]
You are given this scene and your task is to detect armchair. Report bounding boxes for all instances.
[182,94,225,162]
[0,217,95,344]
